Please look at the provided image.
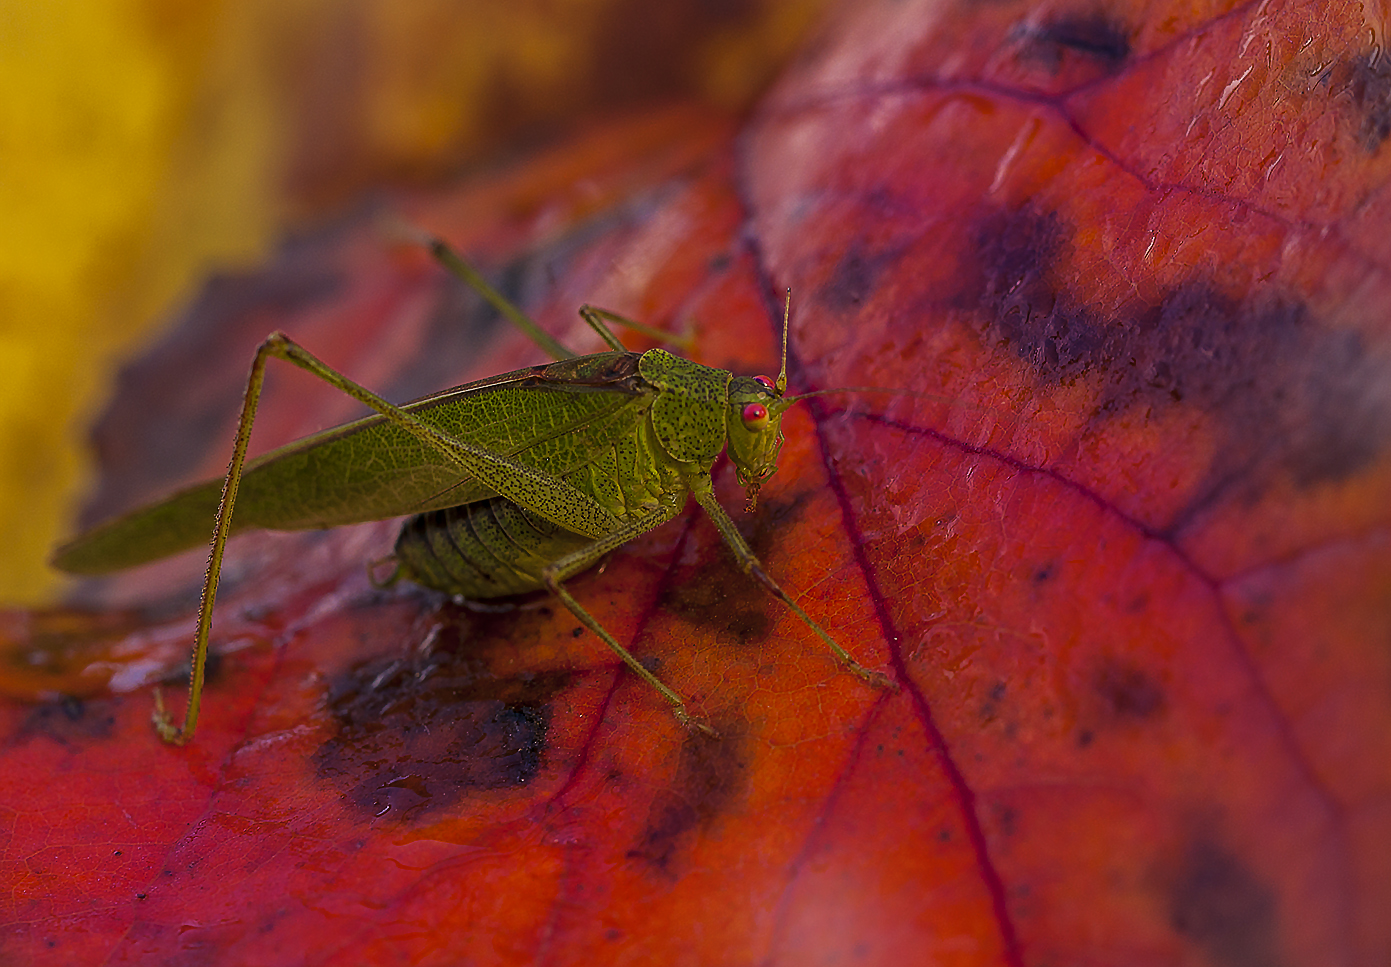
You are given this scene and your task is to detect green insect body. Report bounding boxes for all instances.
[391,350,757,598]
[51,240,891,744]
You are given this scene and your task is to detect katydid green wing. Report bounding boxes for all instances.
[52,353,651,574]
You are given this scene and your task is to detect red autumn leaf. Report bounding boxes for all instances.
[4,3,1390,966]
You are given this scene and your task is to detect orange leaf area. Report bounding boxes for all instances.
[4,0,1391,962]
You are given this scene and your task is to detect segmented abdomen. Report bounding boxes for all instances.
[392,497,593,598]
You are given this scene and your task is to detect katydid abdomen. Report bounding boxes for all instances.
[393,407,688,598]
[394,500,599,598]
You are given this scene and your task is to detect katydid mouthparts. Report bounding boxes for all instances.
[52,238,897,744]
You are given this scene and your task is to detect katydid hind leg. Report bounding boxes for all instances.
[156,330,620,744]
[153,332,276,744]
[688,477,896,691]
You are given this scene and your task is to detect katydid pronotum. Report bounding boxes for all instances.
[52,238,896,744]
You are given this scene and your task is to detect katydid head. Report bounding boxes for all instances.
[727,288,795,512]
[726,376,794,511]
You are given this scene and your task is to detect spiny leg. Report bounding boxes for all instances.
[427,239,578,362]
[427,235,691,355]
[540,499,717,735]
[153,333,275,744]
[688,475,896,691]
[578,305,693,350]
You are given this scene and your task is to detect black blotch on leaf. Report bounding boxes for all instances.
[994,803,1018,838]
[19,696,118,745]
[1169,838,1282,967]
[967,205,1391,501]
[1331,52,1391,151]
[979,680,1007,724]
[659,491,812,645]
[660,564,770,642]
[316,627,568,823]
[630,721,749,873]
[818,242,902,311]
[1094,659,1165,721]
[1019,15,1131,71]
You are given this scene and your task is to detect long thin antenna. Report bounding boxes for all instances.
[776,287,790,396]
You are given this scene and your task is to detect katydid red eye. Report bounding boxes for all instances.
[742,402,769,430]
[753,375,775,392]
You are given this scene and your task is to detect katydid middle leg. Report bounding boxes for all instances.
[426,235,690,356]
[577,305,693,350]
[538,497,720,734]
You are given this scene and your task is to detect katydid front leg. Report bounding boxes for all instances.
[687,474,897,692]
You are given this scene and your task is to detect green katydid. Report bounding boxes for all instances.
[51,237,896,744]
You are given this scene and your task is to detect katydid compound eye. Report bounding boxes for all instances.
[753,375,775,392]
[741,402,769,430]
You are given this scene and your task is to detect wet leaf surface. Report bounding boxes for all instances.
[3,2,1390,964]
